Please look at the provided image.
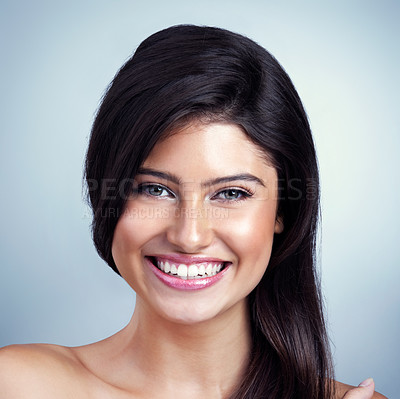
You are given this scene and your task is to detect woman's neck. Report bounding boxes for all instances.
[118,296,252,397]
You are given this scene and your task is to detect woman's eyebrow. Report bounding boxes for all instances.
[204,174,265,187]
[137,168,265,187]
[137,168,181,184]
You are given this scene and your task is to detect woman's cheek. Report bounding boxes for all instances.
[112,205,162,263]
[217,203,277,267]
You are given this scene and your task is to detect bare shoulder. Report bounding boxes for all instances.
[0,343,88,398]
[335,381,388,399]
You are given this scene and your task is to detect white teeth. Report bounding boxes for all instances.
[177,264,187,277]
[155,259,225,279]
[198,264,205,276]
[188,265,198,277]
[164,261,171,273]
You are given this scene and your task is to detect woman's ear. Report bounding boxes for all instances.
[274,215,284,234]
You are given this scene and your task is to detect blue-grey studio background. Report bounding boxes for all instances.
[0,1,398,397]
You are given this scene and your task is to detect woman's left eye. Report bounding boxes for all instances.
[212,188,252,201]
[138,184,173,198]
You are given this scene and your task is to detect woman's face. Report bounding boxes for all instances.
[112,122,283,325]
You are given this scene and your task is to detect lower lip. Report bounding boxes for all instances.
[146,258,230,291]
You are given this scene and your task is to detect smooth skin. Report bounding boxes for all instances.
[0,122,387,398]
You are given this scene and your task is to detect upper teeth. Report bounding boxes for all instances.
[156,260,223,279]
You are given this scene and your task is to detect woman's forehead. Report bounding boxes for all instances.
[145,121,274,169]
[141,121,277,183]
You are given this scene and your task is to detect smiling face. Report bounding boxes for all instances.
[112,122,283,325]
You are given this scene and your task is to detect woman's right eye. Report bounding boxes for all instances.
[136,184,174,198]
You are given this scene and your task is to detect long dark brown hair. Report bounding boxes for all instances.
[85,25,334,398]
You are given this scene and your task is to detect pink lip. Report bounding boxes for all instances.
[145,257,230,291]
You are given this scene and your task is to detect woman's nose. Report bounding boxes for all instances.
[166,201,213,253]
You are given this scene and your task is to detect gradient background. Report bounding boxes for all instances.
[0,1,398,397]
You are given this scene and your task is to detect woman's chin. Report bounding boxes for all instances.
[155,303,222,326]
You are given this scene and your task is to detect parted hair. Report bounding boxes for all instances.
[85,25,334,399]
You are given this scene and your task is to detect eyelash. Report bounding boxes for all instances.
[134,183,254,202]
[211,188,253,202]
[134,184,175,199]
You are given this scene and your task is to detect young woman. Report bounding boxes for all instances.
[0,25,387,399]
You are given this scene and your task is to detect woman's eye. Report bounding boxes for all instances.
[213,188,251,201]
[138,184,173,198]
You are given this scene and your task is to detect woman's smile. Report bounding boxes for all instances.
[149,254,229,279]
[111,121,283,324]
[145,254,232,290]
